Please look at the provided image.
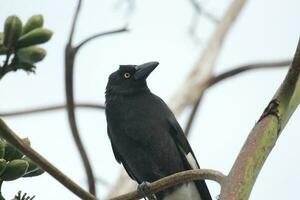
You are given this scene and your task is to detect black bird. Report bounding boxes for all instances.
[105,62,212,200]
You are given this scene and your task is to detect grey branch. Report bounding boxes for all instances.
[169,0,247,117]
[206,59,291,87]
[189,0,219,23]
[184,58,291,135]
[75,27,129,52]
[220,40,300,199]
[68,0,82,45]
[0,103,105,117]
[66,0,96,195]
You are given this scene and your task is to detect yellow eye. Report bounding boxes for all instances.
[124,72,131,79]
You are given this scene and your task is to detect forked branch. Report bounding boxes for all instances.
[184,58,291,135]
[220,39,300,200]
[65,0,128,195]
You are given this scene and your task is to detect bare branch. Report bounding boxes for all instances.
[169,0,247,117]
[184,59,291,135]
[188,0,219,41]
[0,118,96,200]
[68,0,82,44]
[75,27,129,52]
[109,169,225,200]
[184,95,203,136]
[0,103,105,117]
[66,0,96,195]
[0,53,12,80]
[220,40,300,199]
[207,59,291,87]
[65,0,128,194]
[189,0,219,23]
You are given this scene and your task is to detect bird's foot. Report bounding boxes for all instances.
[137,181,157,200]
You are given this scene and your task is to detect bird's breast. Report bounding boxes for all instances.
[106,94,170,151]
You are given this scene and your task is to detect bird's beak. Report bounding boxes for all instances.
[134,61,159,80]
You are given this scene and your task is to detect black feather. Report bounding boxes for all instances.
[105,62,211,200]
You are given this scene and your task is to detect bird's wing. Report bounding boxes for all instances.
[167,116,200,168]
[107,126,138,181]
[167,115,212,200]
[107,127,122,163]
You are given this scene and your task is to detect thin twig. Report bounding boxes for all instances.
[109,169,225,200]
[66,0,96,195]
[188,0,218,41]
[3,53,11,68]
[0,103,105,117]
[0,53,11,80]
[189,0,219,23]
[0,118,96,200]
[184,59,291,135]
[75,27,129,52]
[69,0,82,45]
[206,59,291,87]
[169,0,247,117]
[184,95,203,136]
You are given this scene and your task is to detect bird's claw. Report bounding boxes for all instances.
[137,181,157,200]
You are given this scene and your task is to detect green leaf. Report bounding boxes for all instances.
[0,139,5,159]
[17,46,46,64]
[3,15,22,49]
[3,141,16,161]
[22,15,43,35]
[1,159,29,181]
[17,28,52,48]
[0,158,7,176]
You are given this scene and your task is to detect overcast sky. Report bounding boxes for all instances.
[0,0,300,199]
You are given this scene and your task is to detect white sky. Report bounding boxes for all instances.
[0,0,300,199]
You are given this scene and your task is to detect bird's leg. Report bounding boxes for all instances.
[137,181,157,200]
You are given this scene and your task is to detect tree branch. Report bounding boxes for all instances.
[65,0,96,195]
[68,0,82,45]
[65,0,128,195]
[184,95,203,136]
[0,53,12,80]
[109,169,225,200]
[220,40,300,199]
[0,118,96,200]
[184,59,291,135]
[169,0,247,117]
[75,27,129,52]
[189,0,219,23]
[0,103,105,117]
[206,59,291,87]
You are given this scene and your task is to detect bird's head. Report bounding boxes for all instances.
[106,61,159,96]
